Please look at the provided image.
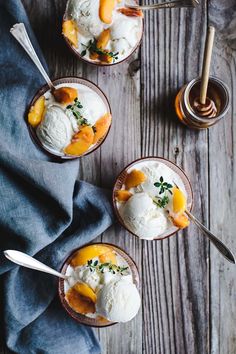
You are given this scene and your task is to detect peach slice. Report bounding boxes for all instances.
[64,126,94,156]
[99,51,113,64]
[28,95,45,128]
[99,0,116,24]
[66,287,95,314]
[73,282,97,303]
[97,29,110,49]
[116,190,133,202]
[89,51,99,61]
[125,169,147,189]
[62,20,78,47]
[93,113,112,144]
[99,250,117,265]
[118,8,143,17]
[70,245,116,267]
[171,214,190,229]
[172,186,187,214]
[53,87,78,105]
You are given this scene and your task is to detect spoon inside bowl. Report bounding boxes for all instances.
[10,23,77,105]
[4,250,68,280]
[184,210,235,264]
[125,0,199,11]
[173,184,235,264]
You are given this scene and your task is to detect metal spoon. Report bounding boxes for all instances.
[184,210,235,264]
[4,250,68,280]
[173,183,235,264]
[10,23,56,92]
[125,0,199,11]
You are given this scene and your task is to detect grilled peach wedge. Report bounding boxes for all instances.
[170,187,189,229]
[70,244,117,267]
[99,0,116,24]
[62,19,78,48]
[28,95,45,128]
[53,86,78,105]
[64,126,94,156]
[125,169,147,189]
[93,113,112,144]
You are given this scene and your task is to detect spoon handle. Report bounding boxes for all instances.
[4,250,67,280]
[10,23,55,90]
[126,0,199,10]
[185,210,235,264]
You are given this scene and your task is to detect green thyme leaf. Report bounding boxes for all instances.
[86,260,129,276]
[153,177,173,208]
[80,39,119,63]
[81,49,87,57]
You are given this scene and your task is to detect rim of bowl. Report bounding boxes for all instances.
[112,156,194,241]
[27,76,112,160]
[58,242,140,328]
[62,7,144,67]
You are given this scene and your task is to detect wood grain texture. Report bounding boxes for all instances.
[140,1,210,353]
[1,0,236,353]
[208,1,236,354]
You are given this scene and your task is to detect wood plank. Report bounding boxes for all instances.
[96,55,143,353]
[208,1,236,353]
[140,1,210,353]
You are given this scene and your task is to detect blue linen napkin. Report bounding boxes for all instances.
[0,0,113,353]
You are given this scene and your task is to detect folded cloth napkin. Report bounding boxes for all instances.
[0,0,113,353]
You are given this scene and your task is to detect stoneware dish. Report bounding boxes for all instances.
[58,242,140,327]
[112,156,193,240]
[62,2,144,67]
[27,76,112,160]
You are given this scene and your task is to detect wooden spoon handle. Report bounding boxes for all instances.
[199,26,215,104]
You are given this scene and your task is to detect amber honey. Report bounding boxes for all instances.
[175,77,230,129]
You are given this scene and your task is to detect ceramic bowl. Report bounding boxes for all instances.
[58,242,140,327]
[112,157,193,240]
[27,76,112,160]
[62,3,144,67]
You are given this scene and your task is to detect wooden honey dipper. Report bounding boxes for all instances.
[193,26,217,118]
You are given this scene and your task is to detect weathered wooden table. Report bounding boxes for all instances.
[1,0,236,353]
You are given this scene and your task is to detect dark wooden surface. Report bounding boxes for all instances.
[1,0,236,353]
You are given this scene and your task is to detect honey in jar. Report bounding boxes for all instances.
[175,76,230,129]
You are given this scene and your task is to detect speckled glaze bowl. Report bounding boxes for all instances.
[113,157,193,241]
[58,242,140,327]
[27,76,112,160]
[62,3,144,67]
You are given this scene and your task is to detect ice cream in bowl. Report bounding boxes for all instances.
[113,157,193,240]
[62,0,143,65]
[9,24,111,158]
[58,243,141,326]
[27,77,112,159]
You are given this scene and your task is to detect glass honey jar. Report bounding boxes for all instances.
[175,76,230,129]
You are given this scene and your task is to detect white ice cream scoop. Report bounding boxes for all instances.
[78,90,107,126]
[96,276,141,322]
[67,0,103,37]
[120,192,168,239]
[36,105,75,152]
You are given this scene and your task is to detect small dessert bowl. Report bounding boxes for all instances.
[113,157,193,241]
[58,242,140,327]
[62,0,144,66]
[27,77,112,159]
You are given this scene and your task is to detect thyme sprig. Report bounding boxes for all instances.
[153,195,170,208]
[153,176,173,208]
[66,98,89,126]
[81,39,119,62]
[154,176,173,195]
[87,259,129,275]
